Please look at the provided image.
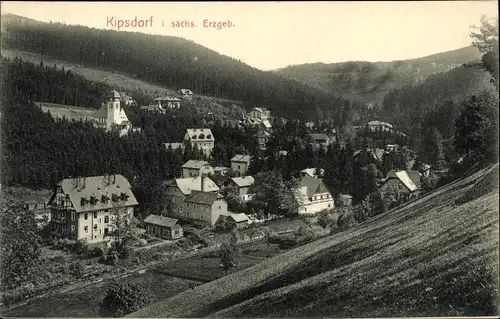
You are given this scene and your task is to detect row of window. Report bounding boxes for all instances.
[312,194,330,201]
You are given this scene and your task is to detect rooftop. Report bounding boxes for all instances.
[231,154,251,163]
[231,176,255,188]
[144,214,181,229]
[182,160,211,169]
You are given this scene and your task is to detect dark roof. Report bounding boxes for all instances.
[299,176,330,198]
[407,170,421,188]
[144,214,182,229]
[185,191,224,205]
[211,175,231,186]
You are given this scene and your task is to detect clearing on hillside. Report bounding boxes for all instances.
[128,164,499,318]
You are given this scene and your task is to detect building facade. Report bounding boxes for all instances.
[143,214,183,240]
[230,154,251,176]
[294,176,334,215]
[379,170,421,200]
[48,174,138,243]
[184,128,215,158]
[181,160,215,178]
[230,176,255,202]
[154,96,182,110]
[178,89,194,101]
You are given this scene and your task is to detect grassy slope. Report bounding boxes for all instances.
[128,164,499,318]
[274,46,483,104]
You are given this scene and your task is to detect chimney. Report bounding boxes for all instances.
[201,175,205,192]
[82,177,86,189]
[113,174,116,184]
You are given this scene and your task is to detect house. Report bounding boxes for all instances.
[143,214,183,240]
[248,107,270,121]
[184,192,228,226]
[256,130,271,150]
[378,170,421,200]
[178,89,194,101]
[225,213,249,230]
[294,176,334,215]
[308,133,330,149]
[154,96,182,110]
[163,176,220,220]
[23,190,52,228]
[165,142,185,152]
[211,175,231,189]
[353,147,387,162]
[300,168,324,178]
[214,166,230,176]
[184,128,215,158]
[181,160,215,178]
[119,92,137,106]
[230,176,255,202]
[47,174,139,243]
[366,120,394,133]
[230,154,251,176]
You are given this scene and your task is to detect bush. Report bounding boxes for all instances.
[72,239,89,255]
[70,261,85,279]
[99,280,150,317]
[90,246,104,258]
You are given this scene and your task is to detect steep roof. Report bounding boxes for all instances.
[155,96,182,102]
[299,176,331,198]
[170,176,219,195]
[144,214,181,229]
[228,213,249,223]
[300,168,317,178]
[179,89,193,95]
[185,128,214,141]
[367,120,394,128]
[231,176,255,188]
[182,160,210,169]
[262,120,272,129]
[53,174,138,213]
[107,90,121,99]
[185,191,224,205]
[231,154,251,163]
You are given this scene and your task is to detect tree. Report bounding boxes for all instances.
[470,15,499,90]
[353,192,387,223]
[0,198,43,289]
[106,205,141,258]
[219,241,238,276]
[250,170,298,217]
[454,91,499,164]
[316,209,334,235]
[100,280,150,317]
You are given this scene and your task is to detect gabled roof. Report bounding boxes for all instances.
[179,89,193,95]
[155,96,182,102]
[182,160,210,169]
[262,120,272,129]
[144,214,181,229]
[214,166,230,172]
[228,213,249,223]
[367,120,394,128]
[299,176,331,198]
[107,90,121,99]
[169,176,219,195]
[231,154,251,163]
[231,176,255,188]
[185,128,214,141]
[300,168,317,178]
[185,191,224,205]
[51,174,138,213]
[384,170,419,192]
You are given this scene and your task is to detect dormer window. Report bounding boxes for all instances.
[206,134,212,139]
[192,135,197,139]
[199,134,205,139]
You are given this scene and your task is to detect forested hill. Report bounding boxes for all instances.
[0,14,351,122]
[274,46,483,105]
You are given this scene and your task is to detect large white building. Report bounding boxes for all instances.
[184,128,215,158]
[294,176,334,215]
[48,174,138,243]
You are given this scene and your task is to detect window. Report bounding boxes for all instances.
[94,224,98,230]
[84,226,88,233]
[71,225,75,233]
[93,212,97,218]
[104,228,109,236]
[104,215,109,223]
[328,204,331,208]
[60,212,64,218]
[71,212,75,221]
[84,213,88,220]
[99,218,101,223]
[174,229,179,235]
[238,165,240,170]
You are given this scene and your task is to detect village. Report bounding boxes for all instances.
[22,88,434,258]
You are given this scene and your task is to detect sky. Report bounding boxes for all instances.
[1,1,498,70]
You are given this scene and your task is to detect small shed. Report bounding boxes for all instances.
[143,214,183,240]
[226,213,249,230]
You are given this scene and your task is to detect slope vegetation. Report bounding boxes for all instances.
[275,46,483,105]
[0,14,349,121]
[129,164,499,318]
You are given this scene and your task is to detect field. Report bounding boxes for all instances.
[129,164,499,318]
[0,270,201,318]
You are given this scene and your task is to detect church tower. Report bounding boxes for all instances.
[106,90,121,131]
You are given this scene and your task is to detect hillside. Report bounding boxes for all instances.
[0,14,350,121]
[274,46,483,105]
[128,164,499,318]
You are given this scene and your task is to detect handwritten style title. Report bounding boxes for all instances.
[106,16,235,31]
